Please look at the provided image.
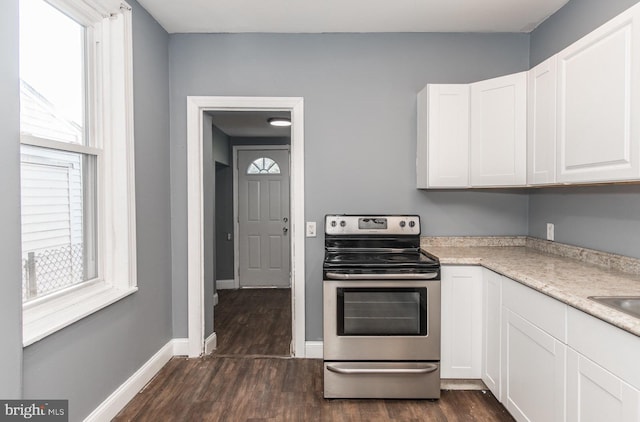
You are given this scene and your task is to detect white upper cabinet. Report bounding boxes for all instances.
[557,3,640,183]
[417,3,640,189]
[470,72,527,187]
[417,74,527,189]
[527,56,557,185]
[417,84,470,188]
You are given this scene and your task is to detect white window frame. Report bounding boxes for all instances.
[21,0,137,346]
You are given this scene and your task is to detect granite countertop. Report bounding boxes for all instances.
[421,237,640,337]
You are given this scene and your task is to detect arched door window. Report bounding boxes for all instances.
[246,157,281,174]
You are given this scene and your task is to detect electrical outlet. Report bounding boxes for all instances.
[546,223,555,241]
[306,221,317,237]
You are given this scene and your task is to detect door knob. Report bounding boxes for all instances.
[283,227,289,234]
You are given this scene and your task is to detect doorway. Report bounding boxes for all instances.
[214,288,291,356]
[236,147,291,288]
[186,96,305,358]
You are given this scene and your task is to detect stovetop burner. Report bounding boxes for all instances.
[323,214,440,277]
[324,250,438,265]
[323,250,439,274]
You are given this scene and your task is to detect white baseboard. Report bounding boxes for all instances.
[84,339,186,422]
[441,379,487,390]
[205,332,217,355]
[216,279,235,289]
[172,337,189,356]
[87,337,318,421]
[304,341,323,359]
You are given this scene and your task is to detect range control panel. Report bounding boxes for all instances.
[325,215,420,236]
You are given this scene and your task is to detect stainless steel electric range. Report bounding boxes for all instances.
[322,214,441,399]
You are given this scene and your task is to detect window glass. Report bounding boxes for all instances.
[247,157,281,174]
[19,0,86,145]
[20,145,97,302]
[19,0,96,303]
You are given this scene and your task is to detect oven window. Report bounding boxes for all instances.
[337,288,427,336]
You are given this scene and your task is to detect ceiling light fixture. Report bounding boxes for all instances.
[268,117,291,127]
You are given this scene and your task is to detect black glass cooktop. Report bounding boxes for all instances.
[323,250,439,269]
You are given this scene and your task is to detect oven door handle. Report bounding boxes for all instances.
[324,272,439,280]
[326,364,439,375]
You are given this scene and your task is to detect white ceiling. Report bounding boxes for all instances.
[137,0,570,34]
[208,111,291,138]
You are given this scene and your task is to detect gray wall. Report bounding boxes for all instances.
[169,33,531,340]
[21,2,173,420]
[0,0,23,399]
[529,186,640,258]
[204,123,231,336]
[528,0,640,258]
[216,163,234,280]
[213,126,230,165]
[203,115,215,337]
[204,122,235,334]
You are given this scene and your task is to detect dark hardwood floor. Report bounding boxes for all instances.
[214,288,292,356]
[114,288,514,421]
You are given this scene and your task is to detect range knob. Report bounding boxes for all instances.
[409,221,416,228]
[340,221,346,227]
[330,220,337,227]
[399,221,406,228]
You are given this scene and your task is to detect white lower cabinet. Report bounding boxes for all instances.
[456,268,640,422]
[502,308,566,422]
[481,269,502,399]
[567,306,640,422]
[440,266,482,379]
[501,275,567,422]
[567,348,640,422]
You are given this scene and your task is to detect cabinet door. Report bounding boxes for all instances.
[470,72,527,187]
[567,348,640,422]
[417,84,470,188]
[527,56,557,185]
[440,266,482,379]
[482,270,502,400]
[502,308,565,422]
[567,306,640,392]
[557,4,640,183]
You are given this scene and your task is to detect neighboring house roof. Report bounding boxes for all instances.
[20,79,83,144]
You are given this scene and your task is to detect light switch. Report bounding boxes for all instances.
[306,221,317,237]
[546,223,554,241]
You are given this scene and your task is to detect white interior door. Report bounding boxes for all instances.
[237,149,290,287]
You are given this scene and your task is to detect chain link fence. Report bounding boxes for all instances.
[22,244,85,302]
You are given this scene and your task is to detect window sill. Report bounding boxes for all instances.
[23,284,138,347]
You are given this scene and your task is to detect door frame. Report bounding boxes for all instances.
[186,96,305,357]
[233,145,291,289]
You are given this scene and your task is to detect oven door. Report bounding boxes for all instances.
[323,278,441,361]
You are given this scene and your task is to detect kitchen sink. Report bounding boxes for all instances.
[588,296,640,319]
